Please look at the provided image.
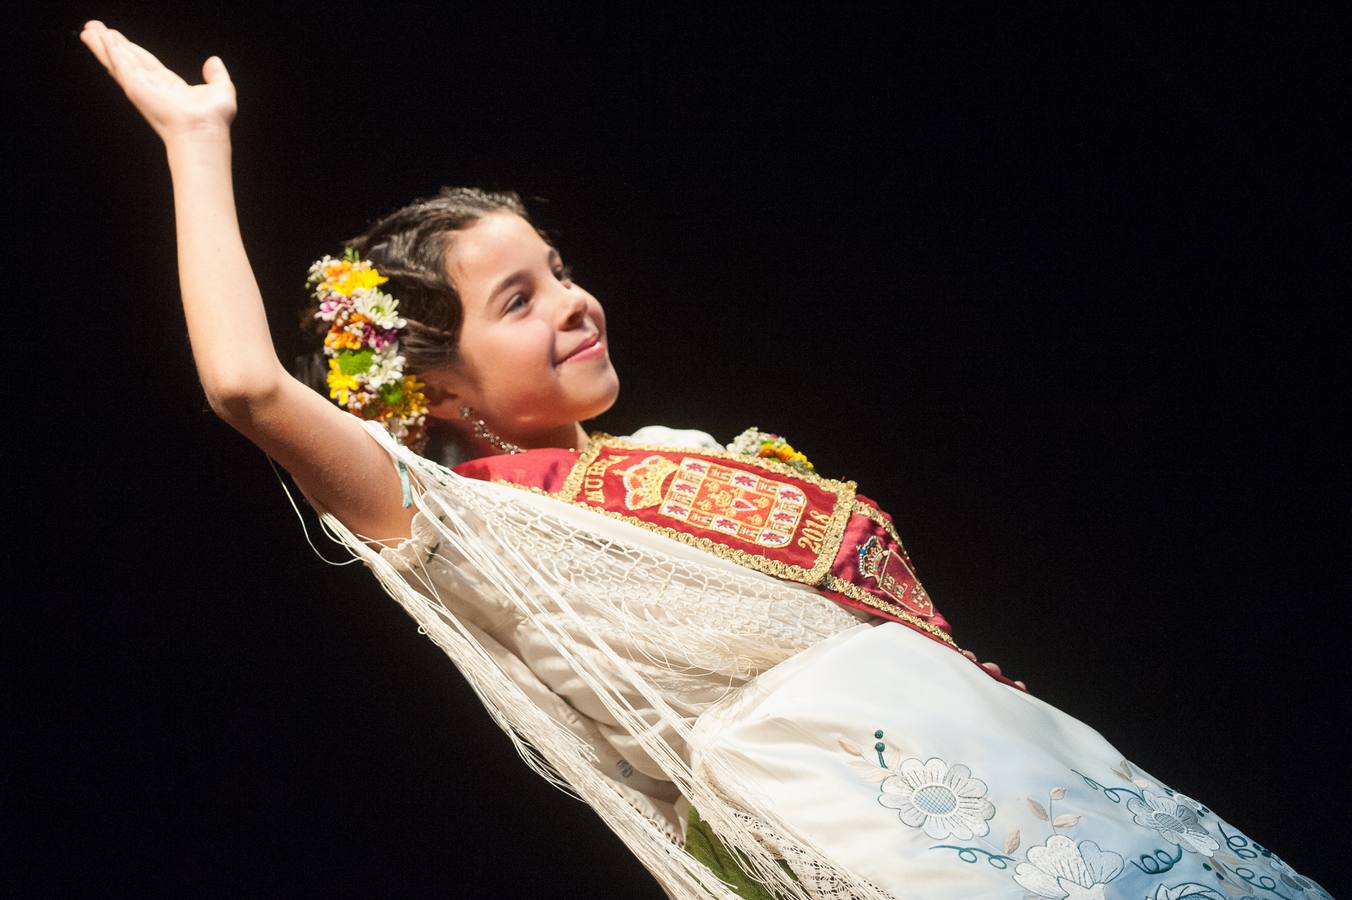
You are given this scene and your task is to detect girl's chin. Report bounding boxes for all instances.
[578,372,620,415]
[579,394,619,422]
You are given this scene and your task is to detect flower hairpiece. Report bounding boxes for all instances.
[308,248,429,447]
[727,427,815,473]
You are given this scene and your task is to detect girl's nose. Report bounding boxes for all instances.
[556,283,589,329]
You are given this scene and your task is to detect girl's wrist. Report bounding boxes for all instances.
[165,129,233,174]
[163,121,233,153]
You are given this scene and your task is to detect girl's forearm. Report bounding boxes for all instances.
[165,130,286,411]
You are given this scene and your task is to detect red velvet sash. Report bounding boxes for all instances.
[454,434,1025,689]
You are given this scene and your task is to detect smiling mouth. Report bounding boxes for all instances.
[560,335,603,363]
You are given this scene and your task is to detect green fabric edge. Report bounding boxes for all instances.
[684,806,798,900]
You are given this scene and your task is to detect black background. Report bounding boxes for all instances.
[12,4,1349,897]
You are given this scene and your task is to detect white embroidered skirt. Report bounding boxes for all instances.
[689,623,1328,900]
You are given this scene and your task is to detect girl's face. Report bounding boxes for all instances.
[426,212,619,447]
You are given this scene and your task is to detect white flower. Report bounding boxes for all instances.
[353,288,403,330]
[1146,884,1226,900]
[364,351,408,389]
[306,255,336,285]
[1165,789,1206,813]
[877,756,995,840]
[1013,835,1124,899]
[1127,789,1220,857]
[726,427,765,456]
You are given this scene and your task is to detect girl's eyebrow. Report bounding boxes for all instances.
[487,249,562,304]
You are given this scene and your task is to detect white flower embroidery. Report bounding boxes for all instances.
[1013,835,1124,899]
[877,756,995,839]
[1165,789,1206,813]
[1127,789,1220,857]
[1146,883,1226,900]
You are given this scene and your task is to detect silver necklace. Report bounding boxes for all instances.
[459,405,525,455]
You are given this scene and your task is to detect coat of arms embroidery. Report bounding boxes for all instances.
[619,455,808,549]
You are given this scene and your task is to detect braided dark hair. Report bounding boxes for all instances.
[294,186,545,462]
[297,185,539,377]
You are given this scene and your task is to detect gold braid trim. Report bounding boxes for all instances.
[851,499,924,567]
[819,576,957,648]
[851,500,900,543]
[555,432,605,500]
[568,433,859,498]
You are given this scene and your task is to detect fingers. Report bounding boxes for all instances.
[105,28,155,76]
[202,55,232,86]
[80,21,112,71]
[103,30,127,79]
[83,20,211,90]
[81,22,145,75]
[128,42,162,71]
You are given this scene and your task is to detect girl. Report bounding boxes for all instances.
[78,21,1334,900]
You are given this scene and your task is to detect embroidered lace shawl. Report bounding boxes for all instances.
[308,421,874,899]
[305,423,1332,900]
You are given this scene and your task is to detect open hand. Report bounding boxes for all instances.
[80,21,236,144]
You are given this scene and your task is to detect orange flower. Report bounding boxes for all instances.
[324,329,363,351]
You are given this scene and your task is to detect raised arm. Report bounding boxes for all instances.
[80,22,415,543]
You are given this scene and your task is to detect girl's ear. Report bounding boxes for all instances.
[419,369,465,422]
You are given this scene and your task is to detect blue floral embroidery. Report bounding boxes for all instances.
[1071,767,1143,805]
[875,757,996,840]
[1129,844,1185,876]
[1127,790,1220,856]
[838,732,1333,899]
[928,844,1015,868]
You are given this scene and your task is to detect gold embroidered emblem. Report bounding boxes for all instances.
[857,535,935,617]
[618,455,678,509]
[645,456,809,549]
[528,434,857,586]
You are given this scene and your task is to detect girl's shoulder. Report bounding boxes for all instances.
[618,425,723,451]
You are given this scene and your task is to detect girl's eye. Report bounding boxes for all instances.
[506,266,570,312]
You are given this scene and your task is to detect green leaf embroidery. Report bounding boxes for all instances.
[684,807,796,900]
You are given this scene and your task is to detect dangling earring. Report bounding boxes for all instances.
[459,405,525,455]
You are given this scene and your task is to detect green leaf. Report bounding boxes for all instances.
[684,807,796,899]
[336,349,374,375]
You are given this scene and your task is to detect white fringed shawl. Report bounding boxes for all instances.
[309,420,896,900]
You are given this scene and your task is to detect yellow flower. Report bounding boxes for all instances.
[398,375,428,416]
[322,261,388,297]
[326,357,360,405]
